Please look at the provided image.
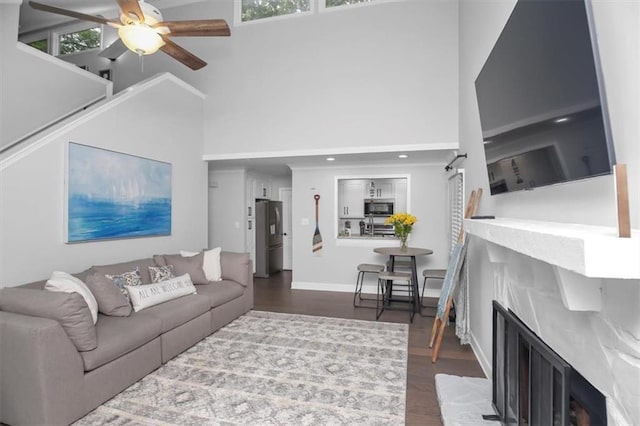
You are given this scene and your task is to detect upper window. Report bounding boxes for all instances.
[241,0,311,23]
[27,39,48,53]
[58,27,101,55]
[237,0,380,24]
[325,0,373,8]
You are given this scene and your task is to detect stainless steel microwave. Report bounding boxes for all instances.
[364,200,394,216]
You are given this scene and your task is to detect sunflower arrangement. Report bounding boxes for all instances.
[385,212,417,249]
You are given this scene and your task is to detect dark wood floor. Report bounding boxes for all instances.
[253,271,485,426]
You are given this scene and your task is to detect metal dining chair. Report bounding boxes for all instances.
[376,270,414,322]
[354,263,385,308]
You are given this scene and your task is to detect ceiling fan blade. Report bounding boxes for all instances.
[160,36,207,70]
[117,0,145,23]
[155,20,231,37]
[99,39,128,60]
[29,1,120,27]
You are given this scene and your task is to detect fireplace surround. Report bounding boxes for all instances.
[464,217,639,424]
[493,301,607,425]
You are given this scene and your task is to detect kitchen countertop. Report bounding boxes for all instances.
[338,235,399,240]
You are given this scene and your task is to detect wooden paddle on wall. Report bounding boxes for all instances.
[313,194,323,254]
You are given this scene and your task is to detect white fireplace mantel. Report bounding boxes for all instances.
[464,218,640,312]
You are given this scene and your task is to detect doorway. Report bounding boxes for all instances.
[279,187,292,270]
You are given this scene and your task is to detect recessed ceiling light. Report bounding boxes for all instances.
[554,117,570,123]
[398,154,408,159]
[326,157,335,161]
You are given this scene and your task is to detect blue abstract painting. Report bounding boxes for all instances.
[66,143,172,243]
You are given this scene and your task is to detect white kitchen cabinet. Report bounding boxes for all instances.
[256,181,272,199]
[339,180,365,218]
[394,179,408,212]
[365,180,393,199]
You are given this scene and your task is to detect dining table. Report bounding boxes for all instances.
[373,246,433,316]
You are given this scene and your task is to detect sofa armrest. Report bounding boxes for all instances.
[0,311,85,426]
[220,251,252,288]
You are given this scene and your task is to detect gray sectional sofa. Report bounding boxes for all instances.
[0,251,253,426]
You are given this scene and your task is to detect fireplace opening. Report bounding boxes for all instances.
[492,301,606,425]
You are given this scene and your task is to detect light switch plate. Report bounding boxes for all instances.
[301,218,309,225]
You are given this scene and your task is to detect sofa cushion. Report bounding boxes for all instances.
[135,294,210,333]
[153,254,167,267]
[44,271,99,324]
[80,313,162,372]
[0,288,97,351]
[195,280,244,308]
[126,274,197,312]
[84,272,132,317]
[89,258,158,284]
[17,280,47,290]
[159,253,208,285]
[181,247,222,281]
[220,252,251,287]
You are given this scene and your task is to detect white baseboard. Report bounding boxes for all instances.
[291,281,444,299]
[469,331,491,379]
[291,281,377,295]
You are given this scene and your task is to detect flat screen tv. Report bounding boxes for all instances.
[475,0,616,195]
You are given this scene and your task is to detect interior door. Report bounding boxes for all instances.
[280,188,292,270]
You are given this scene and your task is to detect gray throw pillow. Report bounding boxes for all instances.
[89,258,157,284]
[84,273,132,317]
[0,288,97,351]
[148,265,176,283]
[105,267,142,301]
[161,253,208,284]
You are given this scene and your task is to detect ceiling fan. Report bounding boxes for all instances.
[29,0,230,70]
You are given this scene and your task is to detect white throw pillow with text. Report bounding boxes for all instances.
[125,274,197,312]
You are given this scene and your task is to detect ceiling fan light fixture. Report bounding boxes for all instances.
[118,24,164,55]
[30,0,230,70]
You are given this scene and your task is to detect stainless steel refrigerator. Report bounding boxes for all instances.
[255,200,283,278]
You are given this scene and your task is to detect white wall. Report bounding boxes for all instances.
[1,3,111,152]
[291,163,449,292]
[207,168,247,253]
[459,1,640,423]
[110,0,459,158]
[271,175,293,200]
[0,76,208,286]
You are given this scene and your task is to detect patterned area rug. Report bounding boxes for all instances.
[76,311,409,425]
